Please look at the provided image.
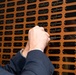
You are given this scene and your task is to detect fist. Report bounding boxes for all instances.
[28,26,50,52]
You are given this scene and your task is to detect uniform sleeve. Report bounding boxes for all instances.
[21,50,54,75]
[3,51,26,75]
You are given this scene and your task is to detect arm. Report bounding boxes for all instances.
[21,26,54,75]
[21,50,54,75]
[2,51,26,75]
[0,66,14,75]
[0,26,54,75]
[2,43,29,75]
[0,50,54,75]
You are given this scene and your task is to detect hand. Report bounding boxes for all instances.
[28,26,50,52]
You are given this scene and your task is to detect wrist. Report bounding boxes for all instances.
[21,43,29,58]
[21,48,28,58]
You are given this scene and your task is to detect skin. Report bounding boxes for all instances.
[22,26,50,57]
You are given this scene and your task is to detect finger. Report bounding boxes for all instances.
[46,37,50,45]
[31,25,39,31]
[45,32,50,37]
[48,37,50,41]
[35,26,44,31]
[35,25,39,28]
[40,27,44,31]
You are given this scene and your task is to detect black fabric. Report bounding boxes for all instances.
[2,52,26,75]
[21,50,54,75]
[0,66,14,75]
[0,50,54,75]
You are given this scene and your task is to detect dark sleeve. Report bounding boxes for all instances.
[21,50,54,75]
[3,52,26,75]
[0,66,14,75]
